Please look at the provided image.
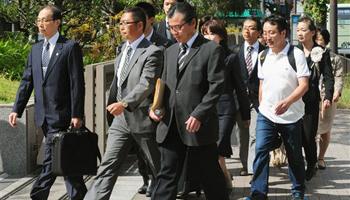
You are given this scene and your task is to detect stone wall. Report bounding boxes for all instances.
[0,102,43,176]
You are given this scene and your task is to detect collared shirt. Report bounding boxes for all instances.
[117,35,145,86]
[244,40,259,68]
[258,42,310,124]
[145,28,154,42]
[165,17,171,39]
[42,31,59,58]
[180,32,199,56]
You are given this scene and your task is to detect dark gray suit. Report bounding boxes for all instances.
[85,38,162,200]
[156,20,176,43]
[152,34,229,200]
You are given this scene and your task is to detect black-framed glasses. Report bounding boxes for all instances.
[36,18,54,24]
[119,21,140,26]
[167,21,188,32]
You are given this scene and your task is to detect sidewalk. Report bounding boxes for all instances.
[0,109,349,200]
[132,109,350,200]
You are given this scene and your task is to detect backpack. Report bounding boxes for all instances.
[259,45,297,72]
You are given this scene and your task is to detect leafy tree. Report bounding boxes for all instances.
[302,0,329,27]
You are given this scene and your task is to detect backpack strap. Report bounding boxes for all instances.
[287,45,297,72]
[259,49,269,67]
[260,45,297,73]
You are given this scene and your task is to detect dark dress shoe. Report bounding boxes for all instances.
[137,183,148,194]
[305,166,317,181]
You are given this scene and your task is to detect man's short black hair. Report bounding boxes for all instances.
[168,2,197,25]
[244,17,262,32]
[135,2,156,18]
[42,5,62,21]
[263,15,290,37]
[124,7,147,32]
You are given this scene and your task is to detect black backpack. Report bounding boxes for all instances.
[259,45,297,72]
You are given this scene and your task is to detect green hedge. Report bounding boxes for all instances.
[0,32,31,81]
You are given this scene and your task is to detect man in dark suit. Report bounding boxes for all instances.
[156,0,184,43]
[149,2,229,200]
[234,17,265,176]
[84,7,162,200]
[8,5,86,200]
[135,2,171,196]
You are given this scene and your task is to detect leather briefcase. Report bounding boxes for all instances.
[52,126,101,176]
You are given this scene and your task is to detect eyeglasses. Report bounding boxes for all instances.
[36,18,54,24]
[243,26,258,31]
[119,21,140,26]
[167,21,188,32]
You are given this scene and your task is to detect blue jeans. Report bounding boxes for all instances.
[250,113,305,199]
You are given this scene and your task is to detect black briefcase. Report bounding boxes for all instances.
[52,126,101,176]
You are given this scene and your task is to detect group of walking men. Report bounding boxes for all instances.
[8,0,335,200]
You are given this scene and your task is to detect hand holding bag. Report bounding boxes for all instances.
[52,126,101,176]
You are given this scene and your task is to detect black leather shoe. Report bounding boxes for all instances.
[305,165,317,181]
[137,183,148,194]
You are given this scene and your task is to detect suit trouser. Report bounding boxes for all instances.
[151,121,229,200]
[84,113,160,200]
[30,123,87,200]
[302,101,320,168]
[136,147,152,180]
[235,108,258,173]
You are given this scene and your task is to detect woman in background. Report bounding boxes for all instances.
[315,29,344,170]
[201,19,251,189]
[296,16,334,181]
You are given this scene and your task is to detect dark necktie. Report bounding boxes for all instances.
[117,45,133,101]
[178,43,188,70]
[245,46,253,76]
[42,42,50,77]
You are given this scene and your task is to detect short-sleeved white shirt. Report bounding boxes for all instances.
[258,43,310,124]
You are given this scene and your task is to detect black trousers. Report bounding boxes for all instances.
[30,123,87,200]
[302,101,320,167]
[151,121,229,200]
[137,144,153,180]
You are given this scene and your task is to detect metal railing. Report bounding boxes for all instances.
[338,54,350,74]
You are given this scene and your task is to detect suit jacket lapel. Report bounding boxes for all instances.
[33,43,45,81]
[119,39,148,86]
[239,45,249,79]
[178,35,202,75]
[43,36,64,82]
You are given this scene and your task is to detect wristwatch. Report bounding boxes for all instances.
[120,100,128,108]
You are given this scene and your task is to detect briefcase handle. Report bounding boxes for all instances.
[66,126,102,162]
[67,125,90,135]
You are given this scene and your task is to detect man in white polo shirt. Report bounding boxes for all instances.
[246,15,310,200]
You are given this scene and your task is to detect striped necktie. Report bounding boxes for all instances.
[178,43,188,70]
[245,46,253,76]
[117,45,133,101]
[42,42,50,77]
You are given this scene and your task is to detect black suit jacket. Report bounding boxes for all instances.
[156,20,176,43]
[13,35,85,128]
[235,42,265,110]
[297,44,334,103]
[156,34,225,146]
[217,44,250,120]
[150,30,173,48]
